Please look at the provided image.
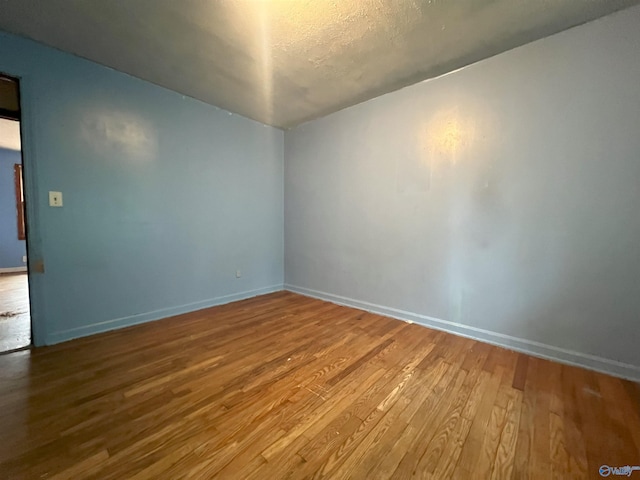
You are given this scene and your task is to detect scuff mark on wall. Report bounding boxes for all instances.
[81,109,158,161]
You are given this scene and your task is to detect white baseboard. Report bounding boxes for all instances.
[285,284,640,383]
[47,284,284,345]
[0,267,27,274]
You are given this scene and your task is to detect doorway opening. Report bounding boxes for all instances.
[0,73,30,353]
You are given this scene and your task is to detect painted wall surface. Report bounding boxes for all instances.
[285,6,640,374]
[0,32,284,345]
[0,147,26,268]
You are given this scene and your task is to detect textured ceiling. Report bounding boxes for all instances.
[0,0,638,128]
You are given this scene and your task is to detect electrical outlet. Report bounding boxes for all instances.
[22,255,27,263]
[236,270,242,278]
[49,191,63,207]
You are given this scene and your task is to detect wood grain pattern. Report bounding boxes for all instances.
[0,291,637,479]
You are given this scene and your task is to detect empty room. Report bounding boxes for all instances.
[0,1,639,479]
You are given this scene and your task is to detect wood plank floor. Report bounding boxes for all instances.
[0,291,638,479]
[0,273,30,352]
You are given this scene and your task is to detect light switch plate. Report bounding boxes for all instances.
[49,191,63,207]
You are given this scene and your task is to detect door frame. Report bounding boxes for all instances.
[1,70,45,346]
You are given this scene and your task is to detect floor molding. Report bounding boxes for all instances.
[285,284,640,383]
[47,284,284,345]
[0,267,27,274]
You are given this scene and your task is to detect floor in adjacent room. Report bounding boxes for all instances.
[0,291,637,479]
[0,273,30,353]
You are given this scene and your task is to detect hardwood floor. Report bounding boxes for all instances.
[0,291,638,479]
[0,273,30,352]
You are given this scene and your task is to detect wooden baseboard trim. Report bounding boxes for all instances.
[0,267,27,274]
[46,284,284,345]
[285,284,640,382]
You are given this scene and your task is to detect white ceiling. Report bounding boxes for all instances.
[0,118,21,151]
[0,0,638,129]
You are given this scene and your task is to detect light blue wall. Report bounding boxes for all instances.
[0,147,26,268]
[285,6,640,380]
[0,31,284,345]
